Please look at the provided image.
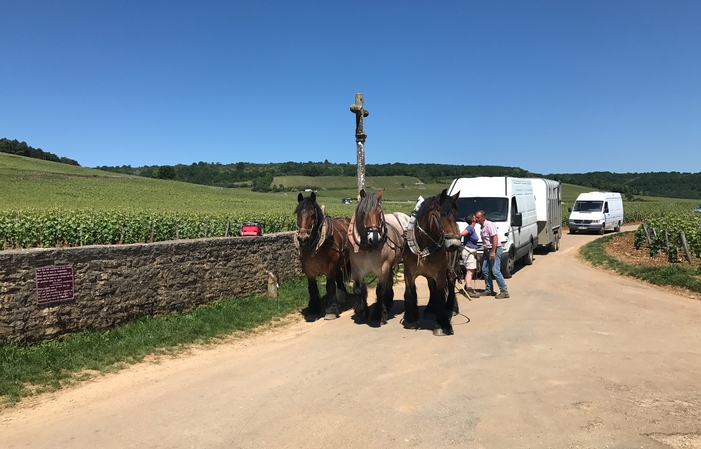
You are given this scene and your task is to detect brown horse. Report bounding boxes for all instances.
[347,189,409,324]
[403,189,462,336]
[295,192,351,321]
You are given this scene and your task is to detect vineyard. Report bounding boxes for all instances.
[633,213,701,263]
[0,209,301,249]
[2,153,700,251]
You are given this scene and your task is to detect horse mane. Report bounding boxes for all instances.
[416,190,457,220]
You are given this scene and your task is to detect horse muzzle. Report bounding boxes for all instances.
[444,237,462,252]
[367,230,382,249]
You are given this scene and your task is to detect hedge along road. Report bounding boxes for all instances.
[2,226,701,449]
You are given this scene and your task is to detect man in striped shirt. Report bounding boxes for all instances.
[475,210,509,299]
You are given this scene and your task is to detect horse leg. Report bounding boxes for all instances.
[433,278,454,337]
[403,274,419,329]
[424,278,439,317]
[325,268,347,320]
[371,279,391,325]
[445,270,459,316]
[305,276,322,321]
[323,274,339,320]
[353,277,369,322]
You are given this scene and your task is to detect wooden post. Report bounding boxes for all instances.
[663,229,669,254]
[680,231,692,263]
[350,93,369,196]
[225,220,231,237]
[119,226,124,244]
[642,223,652,245]
[175,223,180,240]
[150,224,154,243]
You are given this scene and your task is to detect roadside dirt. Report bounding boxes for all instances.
[2,227,701,449]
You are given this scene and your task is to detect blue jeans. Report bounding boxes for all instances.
[482,246,508,294]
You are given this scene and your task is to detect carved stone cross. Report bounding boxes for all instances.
[349,93,369,142]
[349,93,369,195]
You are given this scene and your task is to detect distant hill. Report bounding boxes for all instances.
[549,171,701,200]
[0,138,79,166]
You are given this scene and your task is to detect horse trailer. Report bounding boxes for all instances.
[528,178,562,251]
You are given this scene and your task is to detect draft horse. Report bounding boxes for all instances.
[295,192,351,321]
[403,189,462,336]
[347,189,409,324]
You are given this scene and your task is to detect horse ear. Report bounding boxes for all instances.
[439,189,448,202]
[311,192,316,202]
[376,189,384,201]
[451,191,460,201]
[298,193,303,203]
[359,189,366,199]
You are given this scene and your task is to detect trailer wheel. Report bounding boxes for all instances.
[549,234,560,252]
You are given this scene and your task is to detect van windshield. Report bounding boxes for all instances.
[573,201,603,212]
[456,198,508,222]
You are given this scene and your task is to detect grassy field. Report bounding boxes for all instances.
[2,152,699,220]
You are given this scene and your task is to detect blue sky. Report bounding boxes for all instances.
[2,1,699,174]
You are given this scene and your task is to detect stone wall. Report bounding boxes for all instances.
[0,233,303,343]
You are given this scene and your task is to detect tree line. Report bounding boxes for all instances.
[550,171,701,200]
[0,138,79,166]
[95,161,537,192]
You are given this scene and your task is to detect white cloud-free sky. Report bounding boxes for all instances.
[2,0,699,174]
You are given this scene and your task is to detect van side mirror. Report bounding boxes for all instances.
[511,212,523,227]
[568,207,572,213]
[604,206,609,213]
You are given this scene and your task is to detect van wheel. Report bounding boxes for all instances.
[501,249,515,279]
[568,228,576,234]
[614,222,621,232]
[598,225,605,235]
[522,242,534,265]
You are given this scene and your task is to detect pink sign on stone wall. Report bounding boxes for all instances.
[36,265,74,305]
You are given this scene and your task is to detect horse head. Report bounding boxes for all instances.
[354,189,386,250]
[417,189,461,252]
[295,192,322,249]
[437,189,462,251]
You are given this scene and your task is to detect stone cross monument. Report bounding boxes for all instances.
[350,93,369,196]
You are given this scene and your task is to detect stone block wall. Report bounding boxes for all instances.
[0,233,303,343]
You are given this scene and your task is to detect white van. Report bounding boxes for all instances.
[448,177,538,278]
[568,192,624,234]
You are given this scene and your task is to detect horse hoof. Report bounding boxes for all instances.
[305,314,319,322]
[324,313,339,320]
[403,320,419,330]
[433,328,447,336]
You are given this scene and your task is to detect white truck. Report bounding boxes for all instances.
[529,178,562,251]
[568,192,624,234]
[448,176,538,279]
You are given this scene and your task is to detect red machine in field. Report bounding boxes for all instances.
[241,222,263,236]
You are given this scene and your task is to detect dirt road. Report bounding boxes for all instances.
[2,229,701,448]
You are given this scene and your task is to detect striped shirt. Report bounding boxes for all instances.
[480,219,501,249]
